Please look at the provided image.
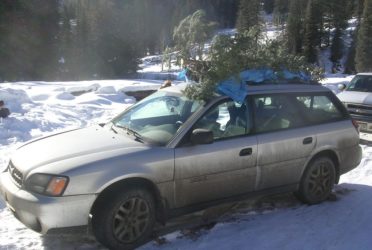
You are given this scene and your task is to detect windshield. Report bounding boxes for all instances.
[112,89,203,145]
[346,75,372,92]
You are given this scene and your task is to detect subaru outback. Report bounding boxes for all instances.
[0,83,362,249]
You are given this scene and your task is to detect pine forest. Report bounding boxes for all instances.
[0,0,370,81]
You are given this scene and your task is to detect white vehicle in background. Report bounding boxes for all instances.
[338,73,372,141]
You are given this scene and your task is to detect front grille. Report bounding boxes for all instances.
[346,104,372,117]
[8,161,23,186]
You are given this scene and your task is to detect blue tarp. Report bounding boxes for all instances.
[217,69,311,103]
[216,78,249,104]
[239,69,276,82]
[177,68,188,81]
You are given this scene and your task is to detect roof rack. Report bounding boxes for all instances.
[245,79,320,86]
[217,69,317,103]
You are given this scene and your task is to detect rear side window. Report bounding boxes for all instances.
[253,93,346,133]
[253,95,306,133]
[296,95,344,123]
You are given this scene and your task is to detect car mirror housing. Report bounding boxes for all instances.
[338,83,346,91]
[190,129,213,145]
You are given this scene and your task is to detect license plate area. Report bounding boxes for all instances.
[356,121,372,132]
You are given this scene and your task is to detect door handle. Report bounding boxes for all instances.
[303,137,313,145]
[239,148,252,156]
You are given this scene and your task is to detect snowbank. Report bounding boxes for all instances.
[0,80,163,172]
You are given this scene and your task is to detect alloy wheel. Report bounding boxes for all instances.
[305,161,332,201]
[112,197,151,243]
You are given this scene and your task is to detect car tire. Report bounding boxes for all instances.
[298,157,336,204]
[92,187,156,250]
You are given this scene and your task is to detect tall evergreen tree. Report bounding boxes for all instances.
[273,0,289,25]
[356,0,372,72]
[286,0,306,54]
[344,0,363,73]
[328,0,349,70]
[344,27,358,74]
[303,0,322,63]
[213,0,239,28]
[173,10,217,63]
[263,0,275,14]
[235,0,261,33]
[356,0,365,21]
[330,28,343,71]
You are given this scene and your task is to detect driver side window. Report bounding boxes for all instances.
[194,100,249,140]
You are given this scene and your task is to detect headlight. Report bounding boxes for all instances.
[25,174,69,196]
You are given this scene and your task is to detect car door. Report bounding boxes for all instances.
[174,99,258,208]
[252,93,316,190]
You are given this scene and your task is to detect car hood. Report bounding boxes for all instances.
[11,125,145,173]
[337,91,372,105]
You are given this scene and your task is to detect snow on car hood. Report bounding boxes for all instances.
[337,90,372,105]
[10,125,144,173]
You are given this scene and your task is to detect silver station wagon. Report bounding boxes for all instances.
[0,83,362,249]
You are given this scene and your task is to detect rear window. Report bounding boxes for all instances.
[253,92,347,133]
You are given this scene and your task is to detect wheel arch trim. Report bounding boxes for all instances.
[303,148,341,184]
[89,177,168,224]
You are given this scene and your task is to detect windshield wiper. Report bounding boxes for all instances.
[114,124,145,143]
[125,127,145,143]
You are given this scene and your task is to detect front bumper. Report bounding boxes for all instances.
[0,171,97,234]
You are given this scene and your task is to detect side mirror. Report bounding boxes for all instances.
[190,129,213,145]
[338,83,346,91]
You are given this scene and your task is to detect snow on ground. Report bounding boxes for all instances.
[137,55,181,77]
[263,13,282,40]
[1,75,372,250]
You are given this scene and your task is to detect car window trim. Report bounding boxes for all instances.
[250,91,350,135]
[173,97,253,148]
